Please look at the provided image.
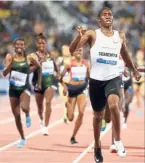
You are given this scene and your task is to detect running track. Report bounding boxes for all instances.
[0,95,144,163]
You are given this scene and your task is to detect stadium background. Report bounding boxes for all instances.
[0,0,144,93]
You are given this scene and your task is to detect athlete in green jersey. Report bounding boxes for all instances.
[31,33,58,135]
[3,38,41,148]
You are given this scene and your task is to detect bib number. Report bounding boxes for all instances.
[42,61,54,76]
[10,71,27,87]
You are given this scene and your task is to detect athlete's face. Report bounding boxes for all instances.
[37,39,46,52]
[99,9,113,27]
[14,40,25,54]
[73,48,83,59]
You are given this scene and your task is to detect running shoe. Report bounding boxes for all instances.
[114,140,127,157]
[42,126,49,136]
[26,115,31,128]
[110,144,117,153]
[17,139,26,148]
[94,147,103,163]
[101,119,106,131]
[70,137,78,144]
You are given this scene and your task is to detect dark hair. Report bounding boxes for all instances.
[98,7,112,18]
[14,37,25,45]
[36,33,47,41]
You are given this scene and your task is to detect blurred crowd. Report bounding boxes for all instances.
[61,1,145,57]
[0,1,144,69]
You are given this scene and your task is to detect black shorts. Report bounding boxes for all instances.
[89,76,121,112]
[34,85,57,94]
[67,82,88,98]
[9,88,31,98]
[34,87,46,94]
[124,79,132,90]
[120,77,124,89]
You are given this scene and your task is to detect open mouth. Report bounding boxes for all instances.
[16,48,22,52]
[105,20,112,23]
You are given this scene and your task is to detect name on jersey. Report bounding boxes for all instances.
[96,52,118,65]
[99,52,117,57]
[10,71,27,87]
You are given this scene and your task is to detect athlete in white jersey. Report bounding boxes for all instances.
[60,48,90,144]
[69,7,141,163]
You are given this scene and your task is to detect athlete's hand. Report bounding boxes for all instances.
[124,69,129,77]
[35,84,41,91]
[77,26,87,37]
[63,88,67,96]
[133,70,141,81]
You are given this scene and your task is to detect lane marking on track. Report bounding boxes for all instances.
[0,107,91,151]
[0,103,62,124]
[72,123,112,163]
[0,119,63,151]
[1,150,144,153]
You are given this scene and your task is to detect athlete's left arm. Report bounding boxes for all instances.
[86,61,90,79]
[120,32,141,81]
[28,53,39,72]
[53,59,59,73]
[27,54,42,89]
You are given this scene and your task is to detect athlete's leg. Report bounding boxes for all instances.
[44,87,54,127]
[71,93,86,144]
[66,97,77,121]
[20,90,31,128]
[35,92,44,125]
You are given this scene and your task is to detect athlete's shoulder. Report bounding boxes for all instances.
[82,59,90,67]
[5,53,14,60]
[118,31,126,39]
[71,59,76,66]
[27,53,37,60]
[86,29,95,35]
[82,59,87,64]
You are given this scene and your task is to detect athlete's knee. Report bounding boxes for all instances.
[105,117,111,123]
[93,113,103,122]
[45,99,51,105]
[108,103,118,111]
[21,102,29,112]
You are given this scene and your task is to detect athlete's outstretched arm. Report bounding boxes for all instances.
[69,26,87,54]
[69,35,82,54]
[76,30,91,50]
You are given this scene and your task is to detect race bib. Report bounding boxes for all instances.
[96,57,117,65]
[10,71,27,87]
[96,52,118,65]
[42,60,54,76]
[71,66,87,81]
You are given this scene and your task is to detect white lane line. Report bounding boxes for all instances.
[0,111,37,124]
[0,162,144,163]
[1,150,144,153]
[72,123,112,163]
[0,103,62,124]
[0,119,63,151]
[72,114,132,163]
